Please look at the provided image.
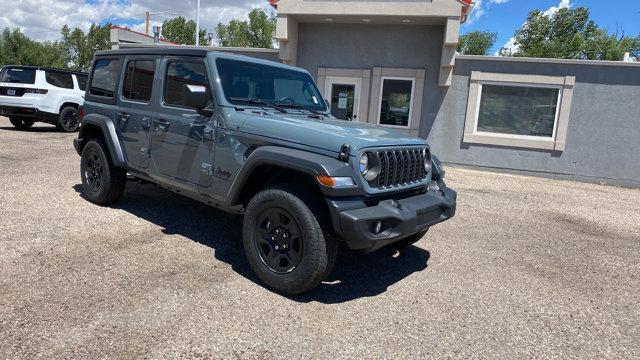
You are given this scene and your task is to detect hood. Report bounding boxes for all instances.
[238,111,425,155]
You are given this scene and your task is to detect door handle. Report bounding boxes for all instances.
[118,112,130,122]
[154,119,171,130]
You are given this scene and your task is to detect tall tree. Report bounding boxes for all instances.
[457,31,497,55]
[60,23,111,71]
[502,7,632,61]
[161,16,207,46]
[216,8,275,48]
[0,28,66,68]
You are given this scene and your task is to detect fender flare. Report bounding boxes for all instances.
[77,113,126,167]
[227,146,361,206]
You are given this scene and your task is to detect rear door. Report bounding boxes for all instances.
[117,56,159,169]
[149,57,216,187]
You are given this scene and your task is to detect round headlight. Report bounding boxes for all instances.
[359,153,369,175]
[423,148,432,173]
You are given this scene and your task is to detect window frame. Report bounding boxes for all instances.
[463,71,575,151]
[86,57,123,105]
[376,76,416,129]
[120,58,158,105]
[162,58,211,111]
[45,70,75,89]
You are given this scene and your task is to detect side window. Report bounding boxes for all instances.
[164,61,210,108]
[76,75,87,91]
[45,71,74,89]
[122,60,156,102]
[89,58,121,98]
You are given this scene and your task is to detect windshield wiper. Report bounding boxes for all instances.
[274,101,323,115]
[229,97,287,113]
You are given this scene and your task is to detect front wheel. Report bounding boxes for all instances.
[9,116,35,130]
[56,106,80,132]
[80,139,126,205]
[242,184,337,294]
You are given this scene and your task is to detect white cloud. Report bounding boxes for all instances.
[0,0,269,42]
[542,0,572,17]
[465,0,511,25]
[496,0,572,56]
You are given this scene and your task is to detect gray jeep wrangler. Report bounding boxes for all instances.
[74,48,456,294]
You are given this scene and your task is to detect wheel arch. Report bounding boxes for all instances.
[227,146,361,207]
[76,114,126,166]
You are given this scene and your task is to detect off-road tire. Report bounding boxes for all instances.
[80,139,126,205]
[9,116,35,130]
[393,229,429,248]
[242,184,338,294]
[56,106,80,132]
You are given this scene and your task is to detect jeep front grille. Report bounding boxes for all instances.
[372,148,429,189]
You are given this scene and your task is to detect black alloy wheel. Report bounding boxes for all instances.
[84,150,104,192]
[57,107,80,132]
[254,207,304,274]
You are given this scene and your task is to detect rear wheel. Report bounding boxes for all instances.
[80,139,126,205]
[56,106,80,132]
[9,116,34,130]
[242,184,337,294]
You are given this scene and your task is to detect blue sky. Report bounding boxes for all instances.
[463,0,640,54]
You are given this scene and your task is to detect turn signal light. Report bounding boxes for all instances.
[316,175,355,188]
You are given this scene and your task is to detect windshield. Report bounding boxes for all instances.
[216,58,327,112]
[0,67,36,84]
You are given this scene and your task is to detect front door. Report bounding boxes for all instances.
[150,57,216,187]
[118,56,159,169]
[324,77,362,121]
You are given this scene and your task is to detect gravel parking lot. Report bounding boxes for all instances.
[0,116,639,359]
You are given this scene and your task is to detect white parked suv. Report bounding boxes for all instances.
[0,66,87,132]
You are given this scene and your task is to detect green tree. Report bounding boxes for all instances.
[457,31,498,55]
[0,28,66,68]
[60,23,110,72]
[502,7,632,60]
[216,8,275,48]
[161,16,207,46]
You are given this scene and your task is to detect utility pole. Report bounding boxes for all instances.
[195,0,201,46]
[145,11,150,35]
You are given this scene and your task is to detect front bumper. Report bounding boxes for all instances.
[327,186,457,252]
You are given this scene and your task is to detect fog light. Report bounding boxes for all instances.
[373,221,382,235]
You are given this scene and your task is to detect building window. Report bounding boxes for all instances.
[378,77,415,128]
[463,71,575,151]
[369,67,425,134]
[476,84,560,138]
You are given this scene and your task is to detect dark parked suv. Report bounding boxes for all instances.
[74,47,456,294]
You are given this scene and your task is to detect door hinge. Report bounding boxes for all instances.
[201,163,213,176]
[140,148,150,158]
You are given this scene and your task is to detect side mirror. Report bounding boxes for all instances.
[183,84,212,115]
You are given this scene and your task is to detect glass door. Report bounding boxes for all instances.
[324,77,361,121]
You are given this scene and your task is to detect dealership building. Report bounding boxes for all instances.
[113,0,640,187]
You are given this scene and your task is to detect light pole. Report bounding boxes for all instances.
[145,11,181,35]
[195,0,201,46]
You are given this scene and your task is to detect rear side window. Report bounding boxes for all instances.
[89,58,121,98]
[76,75,87,90]
[164,61,210,108]
[45,71,74,89]
[122,60,156,102]
[0,67,36,84]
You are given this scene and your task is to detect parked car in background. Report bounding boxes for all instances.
[0,66,87,132]
[74,47,457,294]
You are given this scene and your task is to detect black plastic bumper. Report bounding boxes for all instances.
[327,187,457,252]
[0,106,56,120]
